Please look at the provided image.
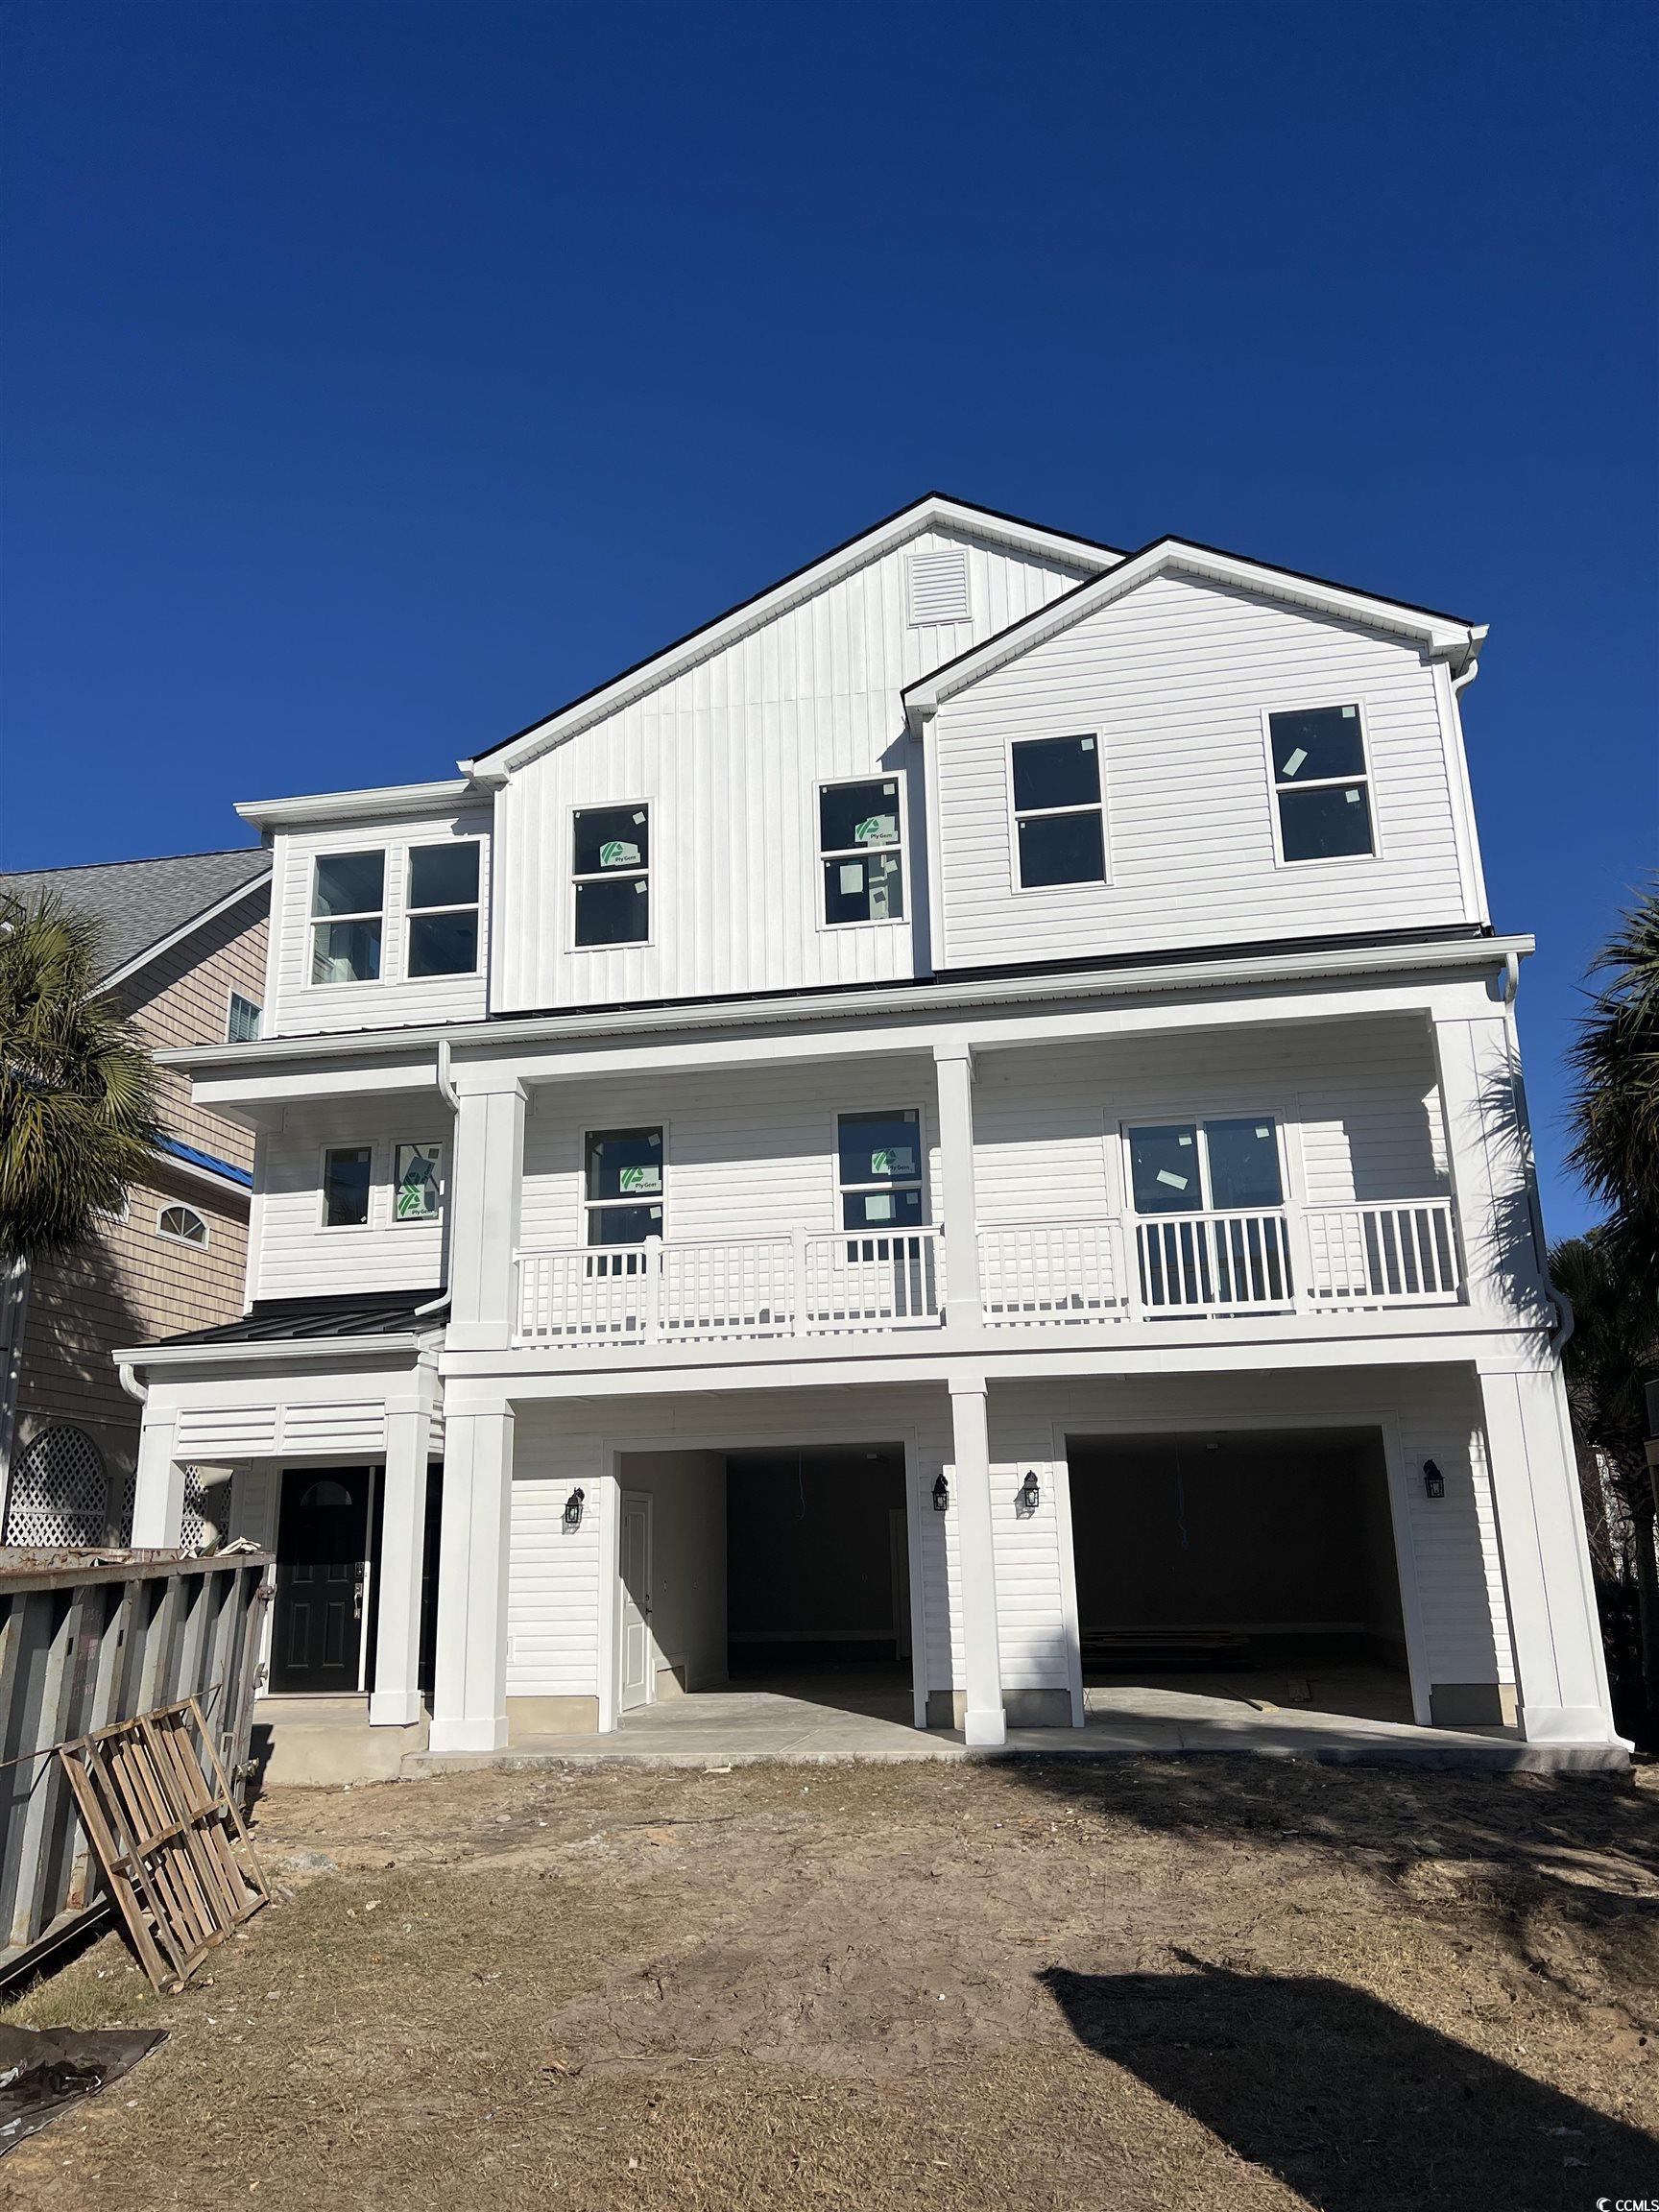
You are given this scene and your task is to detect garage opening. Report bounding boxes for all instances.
[1066,1429,1412,1723]
[615,1443,914,1725]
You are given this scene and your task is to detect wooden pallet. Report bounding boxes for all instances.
[58,1697,270,1992]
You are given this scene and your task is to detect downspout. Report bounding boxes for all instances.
[118,1359,147,1405]
[415,1039,460,1318]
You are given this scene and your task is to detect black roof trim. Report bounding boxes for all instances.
[469,492,1124,762]
[156,1289,445,1349]
[904,534,1476,702]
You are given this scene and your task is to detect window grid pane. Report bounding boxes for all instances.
[323,1146,373,1228]
[408,843,480,910]
[1012,734,1100,814]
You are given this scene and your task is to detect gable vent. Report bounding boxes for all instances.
[907,545,971,626]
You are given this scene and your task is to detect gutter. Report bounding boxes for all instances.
[112,1331,443,1375]
[157,930,1540,1076]
[414,1039,460,1319]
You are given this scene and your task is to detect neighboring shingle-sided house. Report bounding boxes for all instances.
[0,849,272,1545]
[110,493,1626,1767]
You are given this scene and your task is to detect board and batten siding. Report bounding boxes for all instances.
[263,805,492,1037]
[253,1096,449,1300]
[492,528,1089,1013]
[933,571,1480,972]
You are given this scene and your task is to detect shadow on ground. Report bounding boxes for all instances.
[1043,1952,1654,2211]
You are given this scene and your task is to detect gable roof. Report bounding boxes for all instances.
[0,848,272,987]
[462,492,1125,779]
[902,537,1485,718]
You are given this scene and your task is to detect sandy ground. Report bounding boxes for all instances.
[1,1756,1655,2210]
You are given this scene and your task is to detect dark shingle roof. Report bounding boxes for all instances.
[0,848,270,984]
[156,1291,445,1348]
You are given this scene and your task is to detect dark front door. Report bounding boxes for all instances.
[270,1468,372,1693]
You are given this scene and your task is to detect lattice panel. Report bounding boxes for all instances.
[4,1424,109,1547]
[110,1464,213,1551]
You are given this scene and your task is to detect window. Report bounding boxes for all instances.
[393,1142,445,1224]
[406,844,481,977]
[820,778,904,926]
[227,991,262,1043]
[1127,1118,1285,1215]
[1268,705,1375,863]
[311,851,384,984]
[573,805,649,947]
[156,1203,208,1248]
[837,1109,924,1231]
[1011,734,1106,887]
[322,1144,373,1228]
[584,1127,664,1246]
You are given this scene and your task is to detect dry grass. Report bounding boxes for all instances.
[2,1757,1656,2209]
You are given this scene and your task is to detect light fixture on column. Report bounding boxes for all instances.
[1422,1461,1445,1501]
[1017,1470,1040,1515]
[563,1486,586,1530]
[932,1474,950,1512]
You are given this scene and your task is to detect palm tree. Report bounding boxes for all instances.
[1550,1232,1659,1726]
[1569,879,1659,1271]
[0,891,163,1263]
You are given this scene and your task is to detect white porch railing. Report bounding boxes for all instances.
[978,1219,1127,1324]
[1302,1199,1461,1307]
[1135,1209,1296,1314]
[514,1201,1462,1347]
[515,1228,944,1345]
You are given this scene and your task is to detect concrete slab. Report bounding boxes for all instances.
[252,1696,428,1788]
[404,1671,1629,1777]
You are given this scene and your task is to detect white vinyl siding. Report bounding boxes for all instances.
[254,1098,449,1298]
[934,570,1475,971]
[492,527,1089,1012]
[264,806,492,1037]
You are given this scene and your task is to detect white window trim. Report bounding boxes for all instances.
[582,1123,668,1247]
[318,1142,377,1234]
[1005,732,1112,894]
[832,1104,927,1231]
[390,1140,446,1229]
[569,802,654,954]
[307,850,387,988]
[1118,1112,1291,1218]
[156,1202,210,1250]
[815,772,909,933]
[1260,699,1384,870]
[225,985,263,1044]
[404,841,483,980]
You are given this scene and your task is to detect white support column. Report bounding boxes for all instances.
[933,1043,983,1332]
[1431,1006,1550,1326]
[1479,1364,1623,1746]
[949,1377,1005,1746]
[130,1408,185,1549]
[370,1407,431,1727]
[429,1405,515,1756]
[445,1073,527,1353]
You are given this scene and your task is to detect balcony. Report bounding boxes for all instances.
[512,1199,1461,1349]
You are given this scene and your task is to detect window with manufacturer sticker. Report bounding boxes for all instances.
[584,1127,664,1246]
[836,1108,925,1231]
[1268,705,1374,862]
[573,805,650,946]
[819,778,904,926]
[1128,1119,1284,1214]
[1011,734,1106,887]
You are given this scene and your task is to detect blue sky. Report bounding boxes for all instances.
[2,2,1654,1240]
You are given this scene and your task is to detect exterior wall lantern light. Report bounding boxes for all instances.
[1423,1461,1445,1500]
[563,1486,586,1530]
[1017,1470,1041,1516]
[932,1474,950,1512]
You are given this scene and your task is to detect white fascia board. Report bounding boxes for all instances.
[461,496,1124,781]
[154,1148,254,1204]
[156,932,1535,1086]
[904,541,1486,720]
[235,779,477,832]
[99,870,273,995]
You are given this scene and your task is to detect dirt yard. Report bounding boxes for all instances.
[2,1756,1655,2210]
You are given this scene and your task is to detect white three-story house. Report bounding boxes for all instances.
[117,494,1622,1764]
